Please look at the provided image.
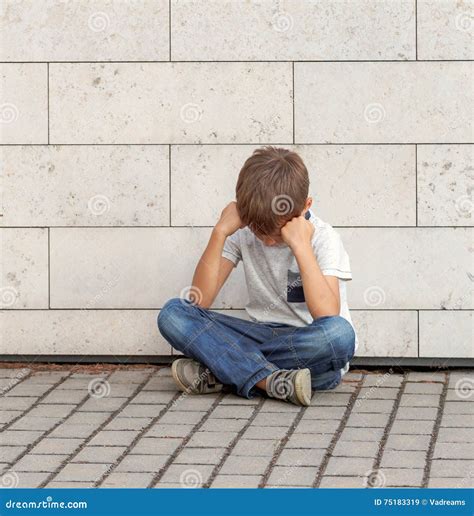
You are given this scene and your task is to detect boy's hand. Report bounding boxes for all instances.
[281,216,314,252]
[215,202,244,237]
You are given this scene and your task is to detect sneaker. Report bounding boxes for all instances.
[171,358,223,395]
[266,368,312,406]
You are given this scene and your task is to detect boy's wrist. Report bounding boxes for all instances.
[290,239,313,257]
[212,225,229,240]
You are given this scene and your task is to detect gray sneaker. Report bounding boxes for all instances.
[171,358,223,395]
[266,368,312,406]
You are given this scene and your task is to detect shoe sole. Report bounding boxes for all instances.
[295,369,312,406]
[171,359,192,393]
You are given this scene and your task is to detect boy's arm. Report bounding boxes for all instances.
[191,202,243,308]
[281,216,341,319]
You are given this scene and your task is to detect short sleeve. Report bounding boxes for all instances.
[222,231,242,266]
[313,227,352,281]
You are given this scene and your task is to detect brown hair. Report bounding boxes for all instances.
[236,146,309,235]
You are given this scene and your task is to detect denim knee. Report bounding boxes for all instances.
[157,297,189,340]
[311,315,356,362]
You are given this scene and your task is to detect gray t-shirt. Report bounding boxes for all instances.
[222,210,358,375]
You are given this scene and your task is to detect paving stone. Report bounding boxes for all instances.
[428,477,474,488]
[31,438,84,455]
[286,433,333,449]
[380,450,427,469]
[104,417,152,431]
[399,394,440,407]
[438,427,473,443]
[10,416,60,431]
[324,457,374,476]
[101,472,154,488]
[362,375,403,388]
[1,430,45,445]
[187,431,237,448]
[54,462,112,482]
[231,439,280,457]
[130,391,176,404]
[220,455,269,475]
[130,437,181,455]
[276,448,325,467]
[120,404,167,418]
[27,404,76,418]
[267,465,318,487]
[49,424,97,439]
[353,399,395,413]
[390,420,434,434]
[115,454,168,473]
[219,395,260,405]
[210,405,255,419]
[446,389,473,401]
[0,446,27,463]
[396,407,438,420]
[309,394,352,407]
[72,446,127,463]
[385,434,431,451]
[301,406,346,420]
[443,402,474,415]
[46,481,95,488]
[339,427,384,442]
[66,412,111,426]
[107,371,153,384]
[404,383,443,395]
[159,411,205,425]
[40,390,86,404]
[158,464,213,486]
[175,447,226,465]
[211,474,262,487]
[319,476,365,488]
[1,397,39,410]
[345,413,389,428]
[260,400,301,412]
[145,424,194,438]
[88,431,139,447]
[294,419,340,434]
[7,384,52,397]
[0,368,31,379]
[56,379,96,390]
[77,397,128,413]
[15,454,68,472]
[103,384,150,398]
[242,425,289,440]
[142,375,177,391]
[168,396,216,411]
[0,411,22,424]
[447,372,473,390]
[28,372,69,384]
[358,388,399,400]
[440,414,472,428]
[200,418,247,432]
[430,459,474,478]
[407,372,446,383]
[3,471,51,488]
[332,440,379,458]
[382,468,424,487]
[433,442,474,460]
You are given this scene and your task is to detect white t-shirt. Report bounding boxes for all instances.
[222,210,358,376]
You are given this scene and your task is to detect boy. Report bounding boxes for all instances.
[158,147,357,406]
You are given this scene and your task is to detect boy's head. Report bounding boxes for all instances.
[236,146,311,245]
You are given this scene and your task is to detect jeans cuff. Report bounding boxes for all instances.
[239,365,278,399]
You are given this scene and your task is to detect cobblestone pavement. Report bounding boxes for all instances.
[0,366,472,489]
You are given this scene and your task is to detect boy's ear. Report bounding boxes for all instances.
[303,197,313,213]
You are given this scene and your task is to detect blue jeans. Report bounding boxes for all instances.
[157,298,356,399]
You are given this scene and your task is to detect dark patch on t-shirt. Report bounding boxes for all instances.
[287,269,305,303]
